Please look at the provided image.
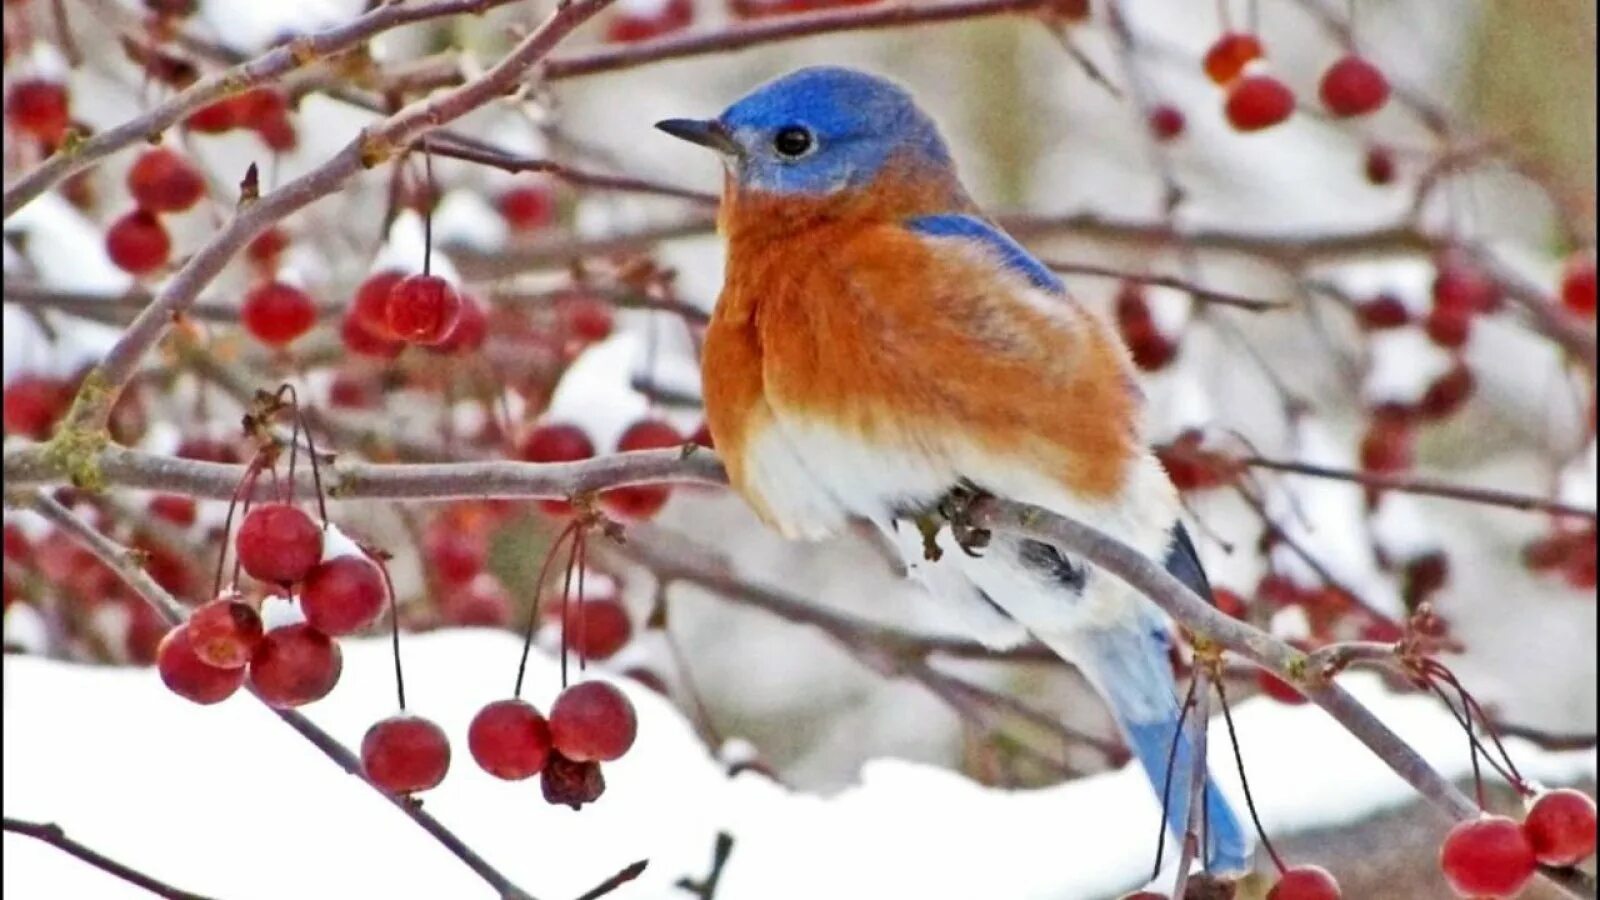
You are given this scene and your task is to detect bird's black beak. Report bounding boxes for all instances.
[655,118,739,155]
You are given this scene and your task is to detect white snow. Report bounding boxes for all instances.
[1362,327,1455,409]
[3,632,1593,899]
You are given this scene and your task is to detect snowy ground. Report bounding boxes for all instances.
[4,631,1594,900]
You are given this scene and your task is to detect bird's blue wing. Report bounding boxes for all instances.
[906,213,1065,294]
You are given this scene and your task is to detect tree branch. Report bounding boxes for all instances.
[965,497,1591,899]
[1241,455,1597,520]
[18,490,646,900]
[47,0,617,441]
[2,817,216,900]
[1,0,525,220]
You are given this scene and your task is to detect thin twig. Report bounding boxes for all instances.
[2,817,217,900]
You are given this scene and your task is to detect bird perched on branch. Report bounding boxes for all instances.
[658,66,1250,875]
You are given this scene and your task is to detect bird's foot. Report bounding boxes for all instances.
[912,512,944,563]
[938,482,992,559]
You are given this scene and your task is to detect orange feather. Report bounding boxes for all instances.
[703,159,1142,531]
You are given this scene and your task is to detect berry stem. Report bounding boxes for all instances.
[373,553,407,711]
[1152,674,1199,880]
[575,534,589,674]
[556,526,583,687]
[1418,662,1524,789]
[1215,678,1286,873]
[211,455,265,598]
[421,140,434,279]
[1425,660,1528,790]
[513,521,579,698]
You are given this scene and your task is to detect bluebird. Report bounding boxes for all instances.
[658,66,1251,874]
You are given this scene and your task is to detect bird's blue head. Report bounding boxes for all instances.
[656,67,957,198]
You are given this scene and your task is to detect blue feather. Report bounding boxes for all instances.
[1078,621,1252,875]
[907,214,1065,294]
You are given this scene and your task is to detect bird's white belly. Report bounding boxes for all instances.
[740,412,1185,643]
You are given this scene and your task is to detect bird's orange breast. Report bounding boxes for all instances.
[703,182,1141,531]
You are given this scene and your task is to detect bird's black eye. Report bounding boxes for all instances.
[773,126,813,158]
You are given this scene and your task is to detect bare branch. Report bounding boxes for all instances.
[1,0,524,219]
[2,817,216,900]
[1242,455,1597,520]
[49,0,617,439]
[19,490,646,900]
[964,496,1589,899]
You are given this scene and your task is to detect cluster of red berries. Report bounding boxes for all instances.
[468,680,639,809]
[1197,32,1389,134]
[185,86,297,152]
[1439,790,1596,897]
[156,502,386,708]
[342,269,486,358]
[103,146,211,277]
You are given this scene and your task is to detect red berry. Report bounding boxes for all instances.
[1225,75,1295,132]
[1439,815,1537,898]
[246,227,288,271]
[564,598,633,662]
[601,419,681,521]
[497,183,556,233]
[301,555,386,635]
[1256,667,1307,705]
[1417,365,1475,421]
[560,294,615,344]
[605,0,693,43]
[1433,257,1502,314]
[157,624,245,704]
[549,681,638,762]
[1268,865,1341,899]
[3,375,69,440]
[241,281,317,346]
[540,750,605,809]
[430,295,487,355]
[690,421,714,449]
[176,436,242,464]
[1203,32,1264,85]
[1127,332,1178,371]
[361,714,451,794]
[126,601,168,664]
[1561,253,1596,316]
[442,575,513,628]
[126,147,206,213]
[186,597,264,669]
[1213,588,1248,619]
[468,699,552,780]
[352,270,405,340]
[1424,305,1473,349]
[339,310,404,358]
[1318,55,1390,117]
[105,209,171,276]
[1524,788,1597,866]
[1359,411,1414,473]
[248,623,342,707]
[1364,145,1397,185]
[386,274,462,345]
[7,79,71,144]
[1355,294,1410,330]
[423,525,487,585]
[1148,104,1185,142]
[519,423,596,517]
[235,503,322,585]
[149,493,197,527]
[184,97,238,133]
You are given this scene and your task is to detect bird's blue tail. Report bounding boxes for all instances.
[1072,623,1252,875]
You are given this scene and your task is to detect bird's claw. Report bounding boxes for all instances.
[913,513,943,563]
[938,483,992,559]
